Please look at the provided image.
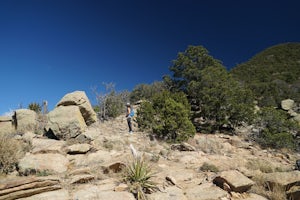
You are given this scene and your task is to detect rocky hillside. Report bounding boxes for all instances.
[0,114,299,200]
[0,90,300,200]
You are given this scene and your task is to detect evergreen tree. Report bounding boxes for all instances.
[167,45,255,133]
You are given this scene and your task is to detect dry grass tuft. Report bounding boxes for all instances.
[199,162,219,173]
[250,174,287,200]
[246,159,287,173]
[0,133,24,174]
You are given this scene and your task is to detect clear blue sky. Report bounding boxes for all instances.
[0,0,299,115]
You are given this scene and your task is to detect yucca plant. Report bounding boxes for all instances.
[123,155,157,200]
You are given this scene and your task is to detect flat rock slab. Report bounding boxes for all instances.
[0,176,61,200]
[31,138,66,154]
[17,189,69,200]
[70,174,95,184]
[184,183,229,200]
[73,185,135,200]
[18,153,69,175]
[213,170,255,193]
[66,143,92,154]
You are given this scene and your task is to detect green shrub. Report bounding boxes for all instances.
[253,107,298,150]
[130,81,166,103]
[136,101,155,131]
[123,156,157,200]
[258,130,296,150]
[199,162,219,172]
[136,91,196,142]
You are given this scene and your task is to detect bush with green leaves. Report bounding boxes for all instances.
[196,66,255,132]
[136,91,196,142]
[166,45,255,133]
[28,102,42,113]
[123,156,157,200]
[136,101,155,131]
[130,81,166,103]
[253,107,298,149]
[199,162,219,172]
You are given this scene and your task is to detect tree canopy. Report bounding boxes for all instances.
[166,45,255,133]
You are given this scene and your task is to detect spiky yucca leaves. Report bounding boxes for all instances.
[123,156,157,200]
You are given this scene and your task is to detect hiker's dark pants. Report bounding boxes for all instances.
[127,117,132,132]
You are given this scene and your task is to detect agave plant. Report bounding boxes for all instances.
[123,155,157,200]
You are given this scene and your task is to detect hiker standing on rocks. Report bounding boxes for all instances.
[126,102,134,134]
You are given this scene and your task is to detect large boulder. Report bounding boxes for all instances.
[0,116,15,134]
[213,170,255,193]
[56,91,97,125]
[45,106,87,140]
[14,109,37,133]
[281,99,295,111]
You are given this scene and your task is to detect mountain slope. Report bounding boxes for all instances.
[230,42,300,107]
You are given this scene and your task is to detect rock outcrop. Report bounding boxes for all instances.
[0,177,61,200]
[14,109,38,133]
[0,109,37,135]
[56,90,97,125]
[281,99,300,125]
[0,116,15,134]
[45,91,97,142]
[0,103,299,200]
[213,170,255,193]
[45,106,87,140]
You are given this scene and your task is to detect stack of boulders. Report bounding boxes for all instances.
[281,99,300,125]
[44,91,97,142]
[0,91,98,144]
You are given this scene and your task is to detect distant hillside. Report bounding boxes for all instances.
[230,43,300,107]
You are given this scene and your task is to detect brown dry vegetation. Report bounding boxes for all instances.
[0,133,24,174]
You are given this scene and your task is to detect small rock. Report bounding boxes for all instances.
[66,143,92,154]
[114,183,129,192]
[70,174,95,184]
